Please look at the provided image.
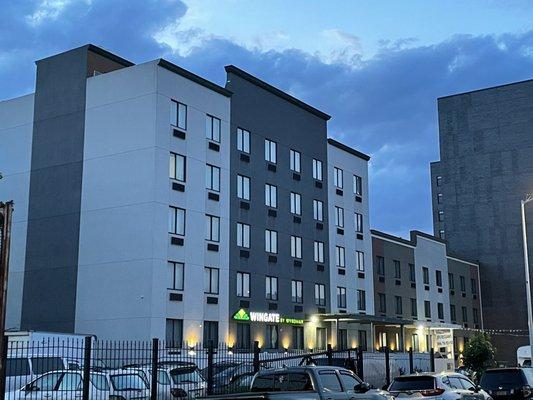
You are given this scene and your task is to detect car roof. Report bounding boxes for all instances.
[394,372,468,379]
[256,365,351,375]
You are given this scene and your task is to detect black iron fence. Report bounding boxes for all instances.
[0,338,434,399]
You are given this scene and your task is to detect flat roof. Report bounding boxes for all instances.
[371,229,413,247]
[87,44,134,67]
[438,77,533,100]
[327,138,371,161]
[159,59,232,97]
[225,65,331,120]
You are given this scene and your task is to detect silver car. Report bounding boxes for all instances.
[388,372,493,400]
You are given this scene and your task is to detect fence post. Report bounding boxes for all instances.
[357,347,364,381]
[0,336,8,400]
[207,341,214,395]
[253,341,260,373]
[430,348,435,372]
[327,344,333,366]
[151,338,159,400]
[82,337,92,400]
[409,347,414,373]
[385,346,391,387]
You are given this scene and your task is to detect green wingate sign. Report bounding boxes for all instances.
[233,309,250,321]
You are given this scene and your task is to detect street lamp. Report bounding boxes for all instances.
[521,194,533,362]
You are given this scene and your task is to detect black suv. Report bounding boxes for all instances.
[480,368,533,400]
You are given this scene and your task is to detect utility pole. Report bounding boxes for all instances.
[521,194,533,363]
[0,201,14,397]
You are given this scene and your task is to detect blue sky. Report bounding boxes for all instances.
[2,0,533,238]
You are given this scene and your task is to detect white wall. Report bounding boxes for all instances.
[327,143,374,315]
[0,94,34,331]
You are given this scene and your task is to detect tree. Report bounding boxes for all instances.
[462,332,496,379]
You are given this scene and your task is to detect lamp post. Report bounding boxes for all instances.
[521,194,533,361]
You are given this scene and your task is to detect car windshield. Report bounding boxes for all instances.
[110,374,147,390]
[31,357,64,374]
[481,370,526,390]
[90,374,110,391]
[171,369,203,385]
[389,376,436,391]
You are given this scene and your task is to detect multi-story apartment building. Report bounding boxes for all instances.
[431,79,533,362]
[371,230,482,360]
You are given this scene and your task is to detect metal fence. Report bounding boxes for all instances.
[0,338,435,399]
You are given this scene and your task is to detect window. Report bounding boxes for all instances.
[394,260,401,279]
[265,184,277,208]
[204,267,219,294]
[291,280,303,303]
[409,264,416,282]
[378,293,386,313]
[460,276,466,292]
[170,100,187,130]
[395,296,403,315]
[170,153,186,182]
[313,199,323,221]
[205,214,220,242]
[312,159,323,181]
[290,149,301,173]
[205,114,221,142]
[334,167,343,189]
[438,210,444,222]
[206,164,220,192]
[315,283,326,306]
[437,193,443,204]
[424,301,431,318]
[449,273,455,290]
[320,371,342,392]
[412,334,420,352]
[314,241,325,263]
[236,272,250,297]
[437,303,444,320]
[290,192,301,215]
[335,206,344,228]
[236,223,250,248]
[266,276,278,301]
[237,127,250,153]
[338,329,348,350]
[439,230,445,239]
[436,270,443,287]
[356,251,365,271]
[337,287,346,308]
[377,256,385,276]
[203,321,218,347]
[316,327,327,350]
[357,290,366,311]
[168,207,185,235]
[236,324,250,349]
[291,236,302,259]
[353,175,363,196]
[265,139,277,163]
[335,246,346,268]
[354,212,363,233]
[450,305,457,321]
[168,261,184,291]
[265,230,278,253]
[411,298,417,317]
[237,175,250,200]
[436,175,442,186]
[473,308,479,324]
[423,267,429,284]
[358,330,367,351]
[58,372,82,391]
[471,279,478,294]
[293,326,304,350]
[462,306,468,322]
[266,325,278,349]
[166,319,183,347]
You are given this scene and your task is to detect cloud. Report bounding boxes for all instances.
[2,3,533,237]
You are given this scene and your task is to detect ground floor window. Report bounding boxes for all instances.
[338,329,347,350]
[203,321,218,348]
[266,324,278,349]
[316,327,327,350]
[165,319,183,348]
[358,330,367,351]
[292,326,304,350]
[236,323,251,350]
[412,333,419,352]
[379,332,387,349]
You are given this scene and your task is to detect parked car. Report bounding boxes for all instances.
[5,369,150,400]
[211,362,256,394]
[124,361,206,399]
[199,362,240,380]
[388,372,491,400]
[480,368,533,400]
[4,355,70,393]
[199,365,392,400]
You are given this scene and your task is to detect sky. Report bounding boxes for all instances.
[2,0,533,238]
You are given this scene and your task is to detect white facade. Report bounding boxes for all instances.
[75,60,231,342]
[0,94,34,331]
[326,142,374,315]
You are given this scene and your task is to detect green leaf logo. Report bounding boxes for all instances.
[233,309,250,321]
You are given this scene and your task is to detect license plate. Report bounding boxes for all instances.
[494,391,508,396]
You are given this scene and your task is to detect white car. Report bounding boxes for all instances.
[388,372,493,400]
[5,369,150,400]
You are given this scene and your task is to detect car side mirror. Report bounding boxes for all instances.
[474,385,482,393]
[24,384,37,393]
[355,382,371,393]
